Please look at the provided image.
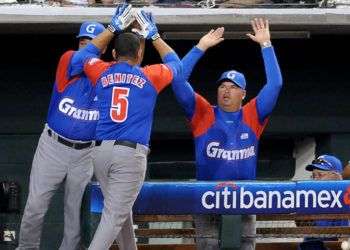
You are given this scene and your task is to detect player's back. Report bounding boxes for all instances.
[95,62,159,146]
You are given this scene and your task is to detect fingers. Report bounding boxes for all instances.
[246,33,256,42]
[135,10,147,27]
[259,17,265,29]
[116,3,127,15]
[140,10,151,23]
[251,20,258,34]
[213,27,224,38]
[216,37,224,45]
[121,4,132,19]
[147,12,154,23]
[251,18,269,32]
[120,4,133,24]
[131,28,141,35]
[254,18,261,30]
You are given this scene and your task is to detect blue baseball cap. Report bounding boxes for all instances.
[77,21,105,39]
[306,154,343,173]
[216,70,246,90]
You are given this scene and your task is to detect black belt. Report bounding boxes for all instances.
[95,140,137,149]
[47,129,92,150]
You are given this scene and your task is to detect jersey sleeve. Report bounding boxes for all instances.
[190,94,215,138]
[256,46,283,122]
[172,79,196,119]
[141,64,173,93]
[242,98,269,139]
[83,58,111,86]
[69,43,101,77]
[182,46,205,81]
[55,50,80,93]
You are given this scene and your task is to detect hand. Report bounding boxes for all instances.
[196,27,225,51]
[246,18,271,46]
[132,10,159,41]
[108,4,134,33]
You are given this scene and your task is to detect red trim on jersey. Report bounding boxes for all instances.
[141,64,173,93]
[84,58,111,86]
[242,98,269,139]
[55,51,80,93]
[190,93,215,137]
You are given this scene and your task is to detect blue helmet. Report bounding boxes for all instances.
[77,21,105,39]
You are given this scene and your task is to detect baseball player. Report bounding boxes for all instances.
[16,22,105,250]
[72,5,182,250]
[172,18,283,250]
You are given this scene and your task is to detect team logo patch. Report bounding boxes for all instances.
[240,133,249,140]
[88,58,100,65]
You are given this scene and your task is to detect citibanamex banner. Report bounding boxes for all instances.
[89,181,350,215]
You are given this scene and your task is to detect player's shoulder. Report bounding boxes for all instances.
[60,50,76,59]
[242,97,257,110]
[85,58,113,72]
[141,63,171,76]
[86,57,104,66]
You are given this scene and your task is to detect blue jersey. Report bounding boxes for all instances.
[47,51,99,141]
[191,97,267,180]
[172,46,283,181]
[84,58,174,146]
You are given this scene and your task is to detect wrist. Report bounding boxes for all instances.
[196,43,208,52]
[260,40,272,48]
[107,24,117,35]
[151,32,160,41]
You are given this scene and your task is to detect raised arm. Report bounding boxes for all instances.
[93,4,134,50]
[182,28,224,81]
[170,28,225,119]
[133,10,181,80]
[247,18,283,123]
[70,4,134,77]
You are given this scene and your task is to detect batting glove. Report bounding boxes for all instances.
[132,10,160,41]
[108,4,135,34]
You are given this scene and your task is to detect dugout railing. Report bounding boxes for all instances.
[83,180,350,250]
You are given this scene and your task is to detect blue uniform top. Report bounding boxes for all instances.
[72,43,181,146]
[172,46,283,181]
[47,49,100,141]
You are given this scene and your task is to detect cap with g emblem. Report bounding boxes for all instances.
[77,21,105,39]
[216,70,246,90]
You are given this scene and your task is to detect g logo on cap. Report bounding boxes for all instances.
[226,71,237,81]
[86,24,96,34]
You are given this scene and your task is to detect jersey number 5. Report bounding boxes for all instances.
[110,87,130,123]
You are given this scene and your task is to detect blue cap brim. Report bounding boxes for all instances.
[305,164,330,172]
[216,78,243,89]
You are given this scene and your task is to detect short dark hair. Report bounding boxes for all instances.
[114,32,141,59]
